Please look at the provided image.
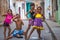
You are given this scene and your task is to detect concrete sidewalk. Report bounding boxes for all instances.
[45,20,60,40]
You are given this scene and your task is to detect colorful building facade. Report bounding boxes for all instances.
[0,0,9,22]
[56,0,60,24]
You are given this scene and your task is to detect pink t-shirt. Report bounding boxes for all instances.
[4,13,13,24]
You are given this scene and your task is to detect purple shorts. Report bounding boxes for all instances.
[34,18,43,27]
[29,19,34,26]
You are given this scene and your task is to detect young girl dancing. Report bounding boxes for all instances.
[27,6,44,40]
[25,3,36,40]
[2,9,13,40]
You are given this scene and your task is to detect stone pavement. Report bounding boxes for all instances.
[0,20,53,40]
[45,20,60,40]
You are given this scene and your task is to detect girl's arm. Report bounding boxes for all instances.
[42,14,45,20]
[10,28,16,35]
[21,20,24,25]
[12,15,17,21]
[41,14,45,21]
[1,13,7,16]
[26,10,32,16]
[25,12,28,16]
[33,13,36,16]
[33,9,37,16]
[25,10,31,18]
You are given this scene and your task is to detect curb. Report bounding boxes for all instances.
[45,21,57,40]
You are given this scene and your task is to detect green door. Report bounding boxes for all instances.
[26,2,32,18]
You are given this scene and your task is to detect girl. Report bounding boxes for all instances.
[2,9,13,40]
[25,3,36,40]
[27,6,44,40]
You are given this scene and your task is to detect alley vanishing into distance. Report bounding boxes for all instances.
[0,0,60,40]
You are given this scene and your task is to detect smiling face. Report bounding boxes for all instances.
[8,10,12,14]
[37,6,42,13]
[7,9,12,15]
[30,3,35,10]
[31,6,35,10]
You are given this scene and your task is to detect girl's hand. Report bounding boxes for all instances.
[30,10,32,13]
[25,12,28,16]
[12,15,17,21]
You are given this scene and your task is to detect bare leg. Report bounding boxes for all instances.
[25,24,31,34]
[4,27,6,40]
[23,32,27,40]
[8,26,11,36]
[6,35,13,40]
[25,24,31,40]
[37,29,41,40]
[27,28,35,40]
[16,34,20,37]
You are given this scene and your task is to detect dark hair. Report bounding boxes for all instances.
[37,6,42,10]
[7,9,13,15]
[16,14,20,17]
[30,3,35,6]
[16,14,19,15]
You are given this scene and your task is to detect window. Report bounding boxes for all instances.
[56,0,58,10]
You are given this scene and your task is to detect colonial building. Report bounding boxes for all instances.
[0,0,9,22]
